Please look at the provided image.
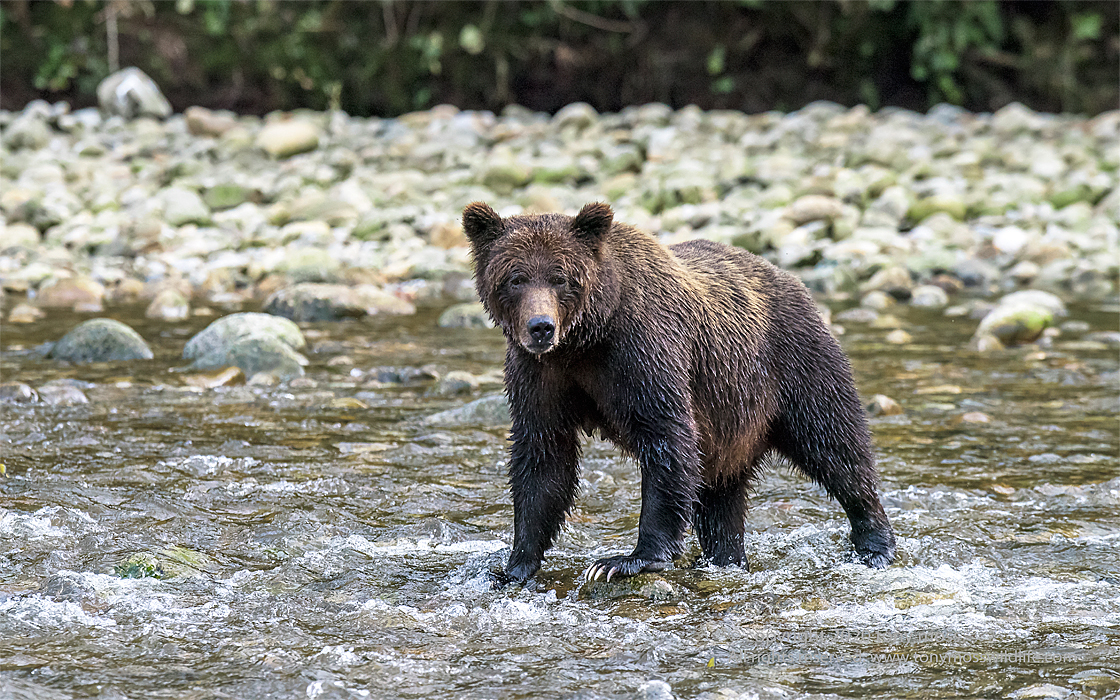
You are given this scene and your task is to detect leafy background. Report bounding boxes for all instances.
[2,0,1117,116]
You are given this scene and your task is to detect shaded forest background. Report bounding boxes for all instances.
[2,0,1117,117]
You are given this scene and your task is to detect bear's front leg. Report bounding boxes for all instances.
[586,426,699,582]
[503,421,581,584]
[499,356,583,585]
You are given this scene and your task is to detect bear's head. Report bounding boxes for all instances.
[462,201,615,355]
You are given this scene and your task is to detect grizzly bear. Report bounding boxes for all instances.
[463,201,896,584]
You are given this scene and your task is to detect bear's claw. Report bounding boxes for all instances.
[584,555,669,582]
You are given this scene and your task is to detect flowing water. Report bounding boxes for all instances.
[1,302,1118,700]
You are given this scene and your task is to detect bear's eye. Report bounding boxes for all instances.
[507,274,527,289]
[547,275,567,287]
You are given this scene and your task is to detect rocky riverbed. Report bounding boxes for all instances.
[1,98,1117,335]
[1,95,1119,699]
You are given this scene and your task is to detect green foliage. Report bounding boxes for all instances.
[0,1,1115,116]
[907,0,1004,104]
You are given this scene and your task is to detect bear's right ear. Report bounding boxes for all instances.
[462,202,504,253]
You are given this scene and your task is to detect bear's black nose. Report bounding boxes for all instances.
[527,316,555,344]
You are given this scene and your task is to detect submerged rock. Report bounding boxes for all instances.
[581,574,682,602]
[113,546,217,580]
[422,393,510,427]
[36,380,90,406]
[185,366,246,389]
[49,318,153,363]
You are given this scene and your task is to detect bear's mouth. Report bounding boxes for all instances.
[522,338,555,355]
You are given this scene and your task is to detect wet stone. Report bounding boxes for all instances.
[184,314,307,381]
[367,366,439,384]
[867,394,903,416]
[422,393,510,427]
[264,283,415,322]
[184,312,306,367]
[36,381,90,406]
[49,318,153,363]
[257,120,321,158]
[36,276,105,309]
[431,370,480,396]
[0,382,38,403]
[145,287,190,321]
[973,295,1061,347]
[7,303,45,324]
[185,366,246,389]
[909,284,949,309]
[836,307,879,324]
[437,302,494,329]
[582,575,682,603]
[96,67,172,119]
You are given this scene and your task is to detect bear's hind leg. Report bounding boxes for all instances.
[693,472,749,568]
[771,406,896,569]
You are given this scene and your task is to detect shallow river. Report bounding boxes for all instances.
[1,301,1118,700]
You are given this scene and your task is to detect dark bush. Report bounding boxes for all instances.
[1,0,1116,116]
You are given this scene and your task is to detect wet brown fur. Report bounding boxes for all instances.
[463,201,896,583]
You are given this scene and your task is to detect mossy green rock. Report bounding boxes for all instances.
[203,184,251,211]
[974,303,1054,346]
[907,194,966,222]
[480,161,531,194]
[1048,183,1095,209]
[114,546,217,579]
[50,318,153,363]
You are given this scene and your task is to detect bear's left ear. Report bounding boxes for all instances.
[571,202,613,248]
[462,201,504,253]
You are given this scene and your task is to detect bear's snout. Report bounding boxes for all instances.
[518,287,561,354]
